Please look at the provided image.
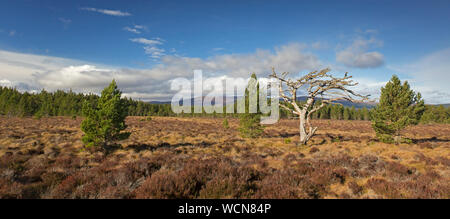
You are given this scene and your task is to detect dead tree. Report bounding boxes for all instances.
[270,68,369,145]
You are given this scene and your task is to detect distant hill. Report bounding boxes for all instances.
[294,96,376,109]
[149,100,172,104]
[149,96,376,109]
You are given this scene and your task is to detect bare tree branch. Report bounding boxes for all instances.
[270,68,370,145]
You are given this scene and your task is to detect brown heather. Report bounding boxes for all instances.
[0,116,448,199]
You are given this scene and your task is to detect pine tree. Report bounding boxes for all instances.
[343,107,351,120]
[239,73,263,138]
[136,101,144,116]
[81,80,131,148]
[350,106,356,120]
[319,104,330,119]
[330,104,339,120]
[337,105,344,120]
[371,75,425,143]
[447,107,450,124]
[421,105,449,124]
[362,107,370,121]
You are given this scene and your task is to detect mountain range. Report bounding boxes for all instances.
[149,96,377,109]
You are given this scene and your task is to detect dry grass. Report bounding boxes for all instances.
[0,116,449,199]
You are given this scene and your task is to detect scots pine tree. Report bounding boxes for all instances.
[81,80,131,148]
[361,107,370,121]
[371,75,425,143]
[343,107,351,120]
[239,73,263,138]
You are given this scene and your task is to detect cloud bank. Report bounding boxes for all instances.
[0,45,448,104]
[0,43,322,101]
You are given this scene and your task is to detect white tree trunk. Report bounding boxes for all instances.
[299,111,308,145]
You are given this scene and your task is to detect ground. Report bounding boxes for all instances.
[0,116,449,199]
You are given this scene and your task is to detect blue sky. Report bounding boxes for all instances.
[0,0,449,103]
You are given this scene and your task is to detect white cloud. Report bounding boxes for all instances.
[130,38,163,45]
[0,79,13,87]
[352,76,450,105]
[350,77,387,100]
[123,25,146,34]
[0,79,37,93]
[144,46,166,59]
[388,47,450,104]
[124,27,141,34]
[336,37,384,68]
[130,38,165,60]
[157,43,322,78]
[9,30,16,36]
[81,7,131,16]
[37,65,116,90]
[0,50,87,82]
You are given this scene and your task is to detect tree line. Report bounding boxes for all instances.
[0,85,449,124]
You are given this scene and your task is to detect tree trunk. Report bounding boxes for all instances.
[299,112,308,145]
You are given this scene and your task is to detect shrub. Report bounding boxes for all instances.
[222,118,229,129]
[34,111,43,120]
[81,80,131,148]
[371,75,425,143]
[365,178,399,198]
[348,181,363,195]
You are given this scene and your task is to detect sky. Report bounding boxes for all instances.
[0,0,449,103]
